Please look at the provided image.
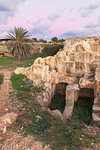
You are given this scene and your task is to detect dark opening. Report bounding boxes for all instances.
[72,88,94,124]
[50,83,67,113]
[50,95,65,113]
[56,83,68,95]
[79,88,94,99]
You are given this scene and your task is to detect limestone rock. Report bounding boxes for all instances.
[0,112,18,125]
[15,37,100,125]
[47,109,64,120]
[92,113,100,126]
[0,46,13,57]
[15,37,100,85]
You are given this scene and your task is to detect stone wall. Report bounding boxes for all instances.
[0,46,13,57]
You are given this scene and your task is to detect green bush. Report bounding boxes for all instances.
[51,37,58,42]
[41,44,64,57]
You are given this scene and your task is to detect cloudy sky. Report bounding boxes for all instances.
[0,0,100,40]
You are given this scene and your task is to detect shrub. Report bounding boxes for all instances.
[41,44,64,57]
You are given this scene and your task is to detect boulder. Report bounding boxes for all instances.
[0,112,18,125]
[47,109,64,120]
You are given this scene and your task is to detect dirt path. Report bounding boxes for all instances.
[0,68,50,150]
[0,69,13,116]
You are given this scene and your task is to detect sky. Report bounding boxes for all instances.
[0,0,100,40]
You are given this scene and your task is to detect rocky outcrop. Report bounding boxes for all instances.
[0,46,13,57]
[0,112,18,133]
[0,112,18,125]
[15,36,100,126]
[32,42,45,53]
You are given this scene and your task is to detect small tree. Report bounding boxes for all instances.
[51,37,58,42]
[39,39,47,43]
[32,38,37,42]
[7,27,32,59]
[59,39,65,42]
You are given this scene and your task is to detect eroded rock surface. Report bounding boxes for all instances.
[0,46,13,57]
[0,112,18,125]
[15,37,100,126]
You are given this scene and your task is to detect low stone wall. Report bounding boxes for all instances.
[0,46,13,57]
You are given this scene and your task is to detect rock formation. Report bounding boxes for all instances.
[0,46,13,57]
[15,36,100,126]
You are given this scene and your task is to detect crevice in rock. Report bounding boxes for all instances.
[50,94,66,113]
[79,88,94,100]
[73,98,94,124]
[49,82,67,113]
[72,88,94,124]
[56,83,68,95]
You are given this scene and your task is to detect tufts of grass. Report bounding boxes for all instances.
[72,98,94,125]
[10,73,32,91]
[0,55,40,68]
[51,94,65,113]
[51,95,94,125]
[10,73,43,92]
[0,74,4,85]
[0,56,16,66]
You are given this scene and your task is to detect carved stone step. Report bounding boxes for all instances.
[92,113,100,126]
[93,105,100,112]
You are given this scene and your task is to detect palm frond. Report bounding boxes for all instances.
[6,27,32,59]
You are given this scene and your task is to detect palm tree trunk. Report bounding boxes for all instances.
[18,55,21,60]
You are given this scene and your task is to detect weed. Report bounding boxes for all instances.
[10,73,32,91]
[72,98,94,124]
[10,73,44,93]
[32,85,44,92]
[0,56,16,66]
[0,74,4,85]
[51,94,65,113]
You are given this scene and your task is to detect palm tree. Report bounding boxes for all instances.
[7,27,32,59]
